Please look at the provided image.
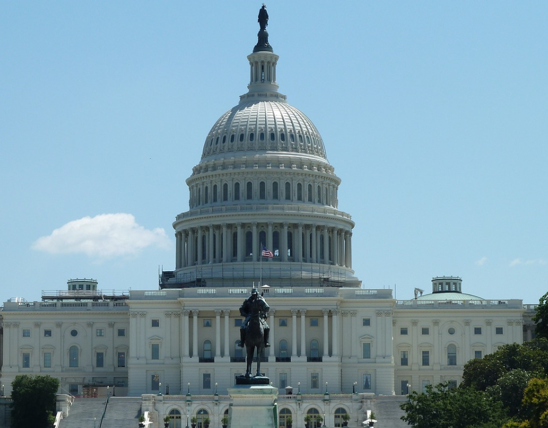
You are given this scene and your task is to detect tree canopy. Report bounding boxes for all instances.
[533,292,548,340]
[11,375,59,428]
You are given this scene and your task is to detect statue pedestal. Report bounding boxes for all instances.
[227,384,278,428]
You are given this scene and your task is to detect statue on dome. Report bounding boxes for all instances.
[258,4,269,31]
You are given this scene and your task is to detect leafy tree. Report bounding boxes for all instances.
[488,369,534,418]
[533,292,548,340]
[400,382,506,428]
[503,378,548,428]
[11,375,59,428]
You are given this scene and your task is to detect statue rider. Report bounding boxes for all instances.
[239,288,270,348]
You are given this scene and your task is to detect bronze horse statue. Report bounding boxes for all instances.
[244,299,267,378]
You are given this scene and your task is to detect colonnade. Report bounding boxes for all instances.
[175,223,352,270]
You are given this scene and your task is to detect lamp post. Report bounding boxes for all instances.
[353,381,357,394]
[185,382,192,428]
[296,382,302,409]
[158,382,163,396]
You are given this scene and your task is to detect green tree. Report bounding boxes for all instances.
[400,382,506,428]
[503,378,548,428]
[11,375,59,428]
[533,292,548,340]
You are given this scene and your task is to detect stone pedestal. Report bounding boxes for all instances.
[227,384,278,428]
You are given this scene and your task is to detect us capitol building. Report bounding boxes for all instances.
[0,8,536,428]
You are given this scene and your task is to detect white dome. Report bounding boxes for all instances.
[200,99,327,162]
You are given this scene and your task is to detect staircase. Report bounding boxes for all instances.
[59,397,142,428]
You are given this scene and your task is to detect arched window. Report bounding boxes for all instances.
[69,346,79,367]
[273,182,279,200]
[245,231,252,257]
[213,185,218,203]
[246,182,253,200]
[317,185,322,203]
[310,340,319,358]
[273,231,280,257]
[250,132,255,142]
[260,132,265,141]
[201,234,206,261]
[285,182,291,200]
[203,340,212,359]
[325,187,329,206]
[279,408,292,428]
[279,340,288,358]
[260,182,266,199]
[334,408,348,428]
[306,408,321,427]
[287,231,293,258]
[232,231,238,258]
[223,183,228,201]
[204,186,209,204]
[319,235,324,260]
[234,183,240,201]
[197,188,201,205]
[168,409,182,428]
[196,409,209,428]
[259,231,266,251]
[308,184,313,202]
[447,344,457,366]
[297,183,303,201]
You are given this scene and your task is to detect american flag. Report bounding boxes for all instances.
[261,247,274,258]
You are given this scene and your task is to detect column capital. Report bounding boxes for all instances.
[183,310,191,316]
[87,321,94,327]
[192,309,200,316]
[222,309,231,316]
[375,311,384,317]
[299,309,307,315]
[485,319,493,326]
[411,319,418,326]
[173,312,181,318]
[165,312,173,317]
[108,321,115,327]
[34,322,42,328]
[322,308,330,316]
[215,309,222,316]
[291,309,299,316]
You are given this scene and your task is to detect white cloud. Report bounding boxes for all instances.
[509,258,548,267]
[32,213,170,259]
[475,256,488,266]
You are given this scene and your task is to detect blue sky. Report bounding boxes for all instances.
[1,1,547,305]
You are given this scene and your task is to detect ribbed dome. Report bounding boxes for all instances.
[200,100,327,162]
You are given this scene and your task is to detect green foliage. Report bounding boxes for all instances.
[534,293,548,340]
[400,382,506,428]
[11,375,59,428]
[488,369,534,418]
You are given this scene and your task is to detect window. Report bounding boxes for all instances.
[279,408,292,428]
[168,409,182,428]
[363,374,371,390]
[223,183,228,201]
[152,344,160,360]
[422,350,430,366]
[118,351,126,367]
[279,318,287,327]
[203,341,212,359]
[196,409,209,428]
[448,327,455,335]
[96,329,105,337]
[44,352,51,368]
[44,329,52,337]
[273,182,279,199]
[279,340,288,358]
[118,329,125,337]
[69,346,79,367]
[297,183,303,201]
[279,373,287,389]
[151,374,160,391]
[475,350,483,359]
[362,343,371,359]
[71,329,78,337]
[152,319,160,327]
[234,319,242,327]
[246,181,253,200]
[285,182,291,200]
[310,340,319,358]
[203,373,211,389]
[96,352,104,367]
[234,182,240,200]
[260,182,266,199]
[310,318,318,327]
[213,184,218,202]
[362,318,371,326]
[474,327,482,335]
[448,380,458,389]
[22,352,30,368]
[496,327,503,335]
[401,380,409,395]
[334,408,349,428]
[422,380,430,393]
[447,344,457,366]
[311,373,319,389]
[308,184,313,202]
[401,350,408,366]
[306,408,321,426]
[203,319,212,327]
[421,327,429,335]
[400,327,408,335]
[23,329,30,337]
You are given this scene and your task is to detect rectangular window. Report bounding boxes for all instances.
[152,344,159,360]
[496,327,503,335]
[23,329,30,337]
[96,329,105,337]
[362,318,371,326]
[362,343,371,359]
[474,327,482,335]
[401,350,409,366]
[152,319,160,327]
[203,319,212,327]
[234,319,243,327]
[96,352,104,367]
[311,373,319,389]
[117,329,126,337]
[422,380,430,393]
[422,350,430,366]
[475,350,483,359]
[151,375,159,391]
[279,373,287,389]
[363,374,371,390]
[400,327,408,335]
[22,353,30,368]
[117,352,126,368]
[448,380,458,389]
[203,373,211,389]
[279,318,287,327]
[421,327,429,335]
[401,380,409,395]
[310,318,318,327]
[44,352,52,368]
[44,329,52,337]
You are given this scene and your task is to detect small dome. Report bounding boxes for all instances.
[200,100,327,162]
[416,291,484,301]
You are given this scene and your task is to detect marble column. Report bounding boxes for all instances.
[300,310,307,358]
[237,223,243,262]
[222,224,228,263]
[297,223,303,262]
[311,227,317,263]
[323,226,329,264]
[197,228,203,265]
[183,310,190,358]
[269,309,276,359]
[332,310,339,357]
[223,310,230,358]
[188,228,195,266]
[252,222,258,262]
[192,310,199,359]
[291,309,298,358]
[323,309,329,358]
[282,223,288,262]
[215,310,221,358]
